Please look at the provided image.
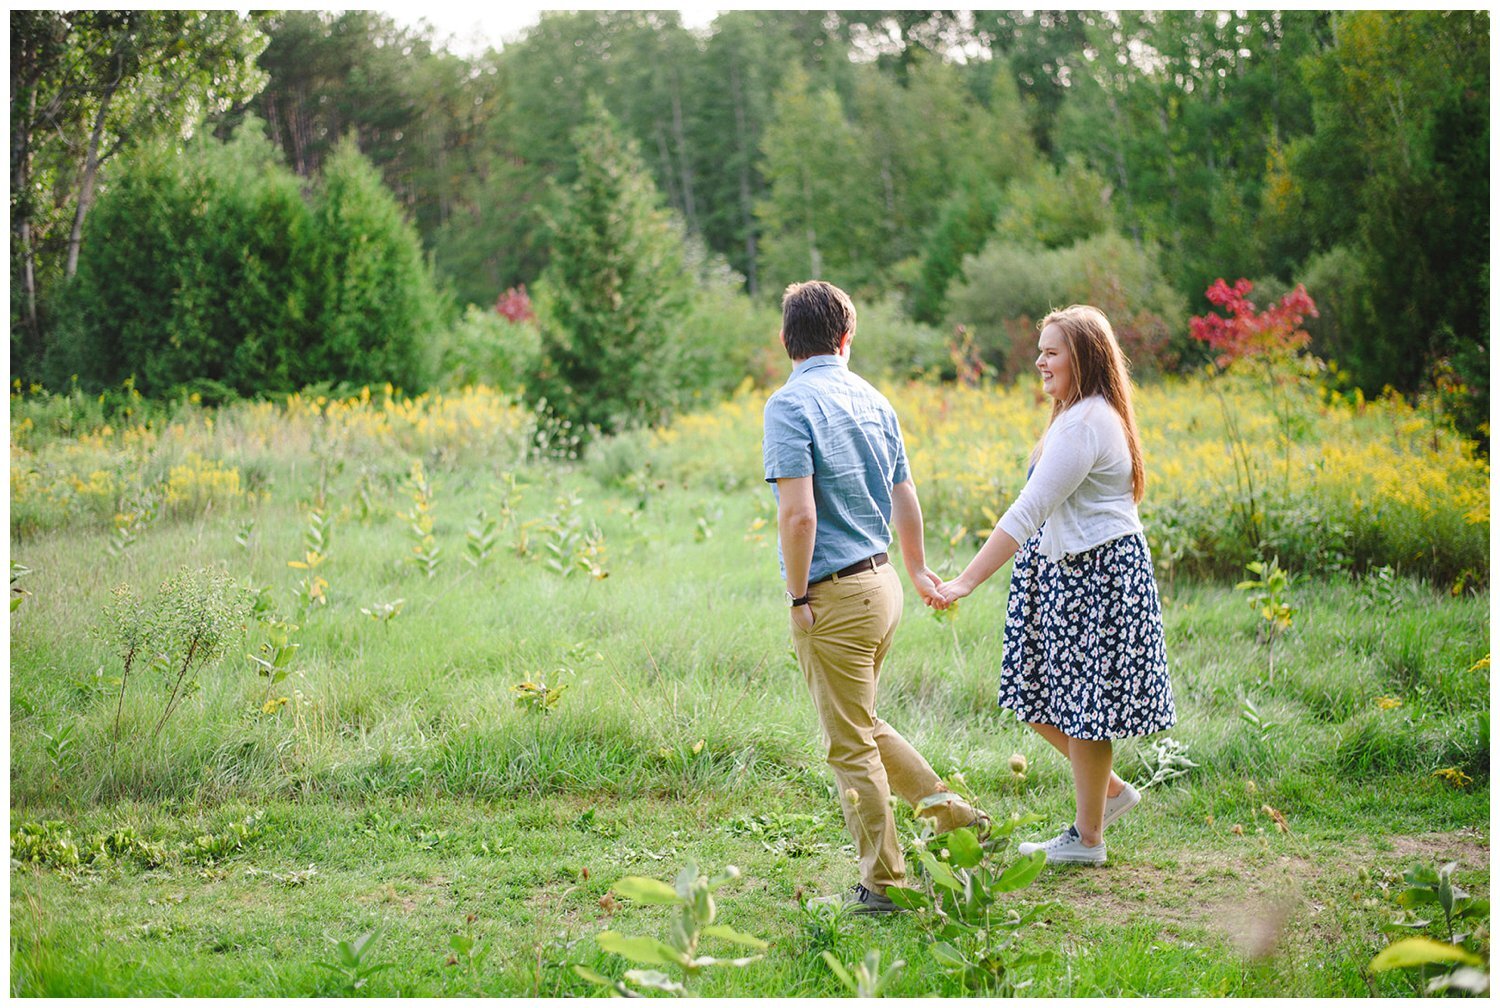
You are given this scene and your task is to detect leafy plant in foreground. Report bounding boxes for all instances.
[1136,735,1199,790]
[576,860,767,997]
[540,493,608,580]
[248,617,300,714]
[795,898,855,956]
[288,501,332,615]
[359,599,405,624]
[1370,860,1489,996]
[1239,696,1280,741]
[465,507,500,568]
[444,913,492,996]
[886,814,1051,993]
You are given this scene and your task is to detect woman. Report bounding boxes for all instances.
[933,305,1175,865]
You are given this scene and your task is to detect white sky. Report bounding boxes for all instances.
[374,5,725,55]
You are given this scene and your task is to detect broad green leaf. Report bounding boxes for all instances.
[597,931,685,967]
[612,876,680,905]
[675,861,700,900]
[992,811,1045,838]
[945,827,983,869]
[1397,888,1440,908]
[1370,936,1483,972]
[994,850,1047,892]
[919,851,963,891]
[1438,871,1455,918]
[572,964,618,988]
[701,924,768,950]
[1458,898,1490,919]
[930,941,970,969]
[885,886,932,911]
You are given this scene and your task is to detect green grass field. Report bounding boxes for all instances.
[9,438,1490,996]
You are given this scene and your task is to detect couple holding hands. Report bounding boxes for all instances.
[764,280,1176,914]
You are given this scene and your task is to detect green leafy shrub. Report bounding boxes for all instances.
[62,122,440,398]
[96,566,253,748]
[577,860,767,997]
[945,230,1185,380]
[1369,860,1489,996]
[887,815,1052,993]
[435,305,541,393]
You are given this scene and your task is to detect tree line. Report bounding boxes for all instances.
[9,10,1488,437]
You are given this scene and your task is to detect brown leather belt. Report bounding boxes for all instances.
[811,552,889,585]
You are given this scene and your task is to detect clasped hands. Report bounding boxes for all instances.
[913,567,971,610]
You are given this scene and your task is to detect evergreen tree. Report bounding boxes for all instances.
[755,68,884,295]
[66,127,438,395]
[531,99,693,437]
[310,137,441,391]
[61,124,318,395]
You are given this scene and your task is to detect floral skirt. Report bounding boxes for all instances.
[997,531,1176,741]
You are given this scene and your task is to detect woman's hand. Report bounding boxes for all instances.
[790,604,815,632]
[936,577,974,607]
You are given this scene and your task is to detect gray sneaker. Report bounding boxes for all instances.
[1016,825,1106,865]
[808,883,904,914]
[1103,782,1141,830]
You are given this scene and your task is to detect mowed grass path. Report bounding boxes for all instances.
[10,460,1490,996]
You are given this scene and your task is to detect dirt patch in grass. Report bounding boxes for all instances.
[1036,830,1489,961]
[1384,828,1488,871]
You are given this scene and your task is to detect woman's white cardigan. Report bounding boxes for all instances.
[996,395,1144,561]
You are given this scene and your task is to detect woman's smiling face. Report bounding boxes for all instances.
[1036,323,1074,402]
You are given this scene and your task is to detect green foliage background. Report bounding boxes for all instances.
[10,10,1489,436]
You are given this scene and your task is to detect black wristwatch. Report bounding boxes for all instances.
[785,590,811,607]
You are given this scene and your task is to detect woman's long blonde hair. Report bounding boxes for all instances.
[1036,304,1146,503]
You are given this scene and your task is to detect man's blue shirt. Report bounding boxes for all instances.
[762,354,911,582]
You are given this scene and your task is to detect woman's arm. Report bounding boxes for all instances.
[935,526,1021,605]
[936,410,1098,605]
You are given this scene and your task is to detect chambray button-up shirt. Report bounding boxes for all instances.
[762,355,910,583]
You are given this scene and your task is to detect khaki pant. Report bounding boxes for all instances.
[791,562,977,893]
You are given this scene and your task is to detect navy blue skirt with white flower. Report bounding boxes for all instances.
[998,531,1175,740]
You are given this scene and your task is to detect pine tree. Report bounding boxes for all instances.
[531,98,692,438]
[310,137,440,391]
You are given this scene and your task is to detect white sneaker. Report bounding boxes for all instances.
[1016,825,1106,865]
[1103,782,1141,830]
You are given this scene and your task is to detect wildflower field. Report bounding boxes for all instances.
[8,372,1490,997]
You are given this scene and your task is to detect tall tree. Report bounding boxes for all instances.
[691,12,804,295]
[9,10,267,375]
[1284,11,1488,405]
[531,100,693,436]
[755,68,884,295]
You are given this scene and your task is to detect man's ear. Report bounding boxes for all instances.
[838,331,852,355]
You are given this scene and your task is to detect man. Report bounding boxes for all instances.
[762,280,987,914]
